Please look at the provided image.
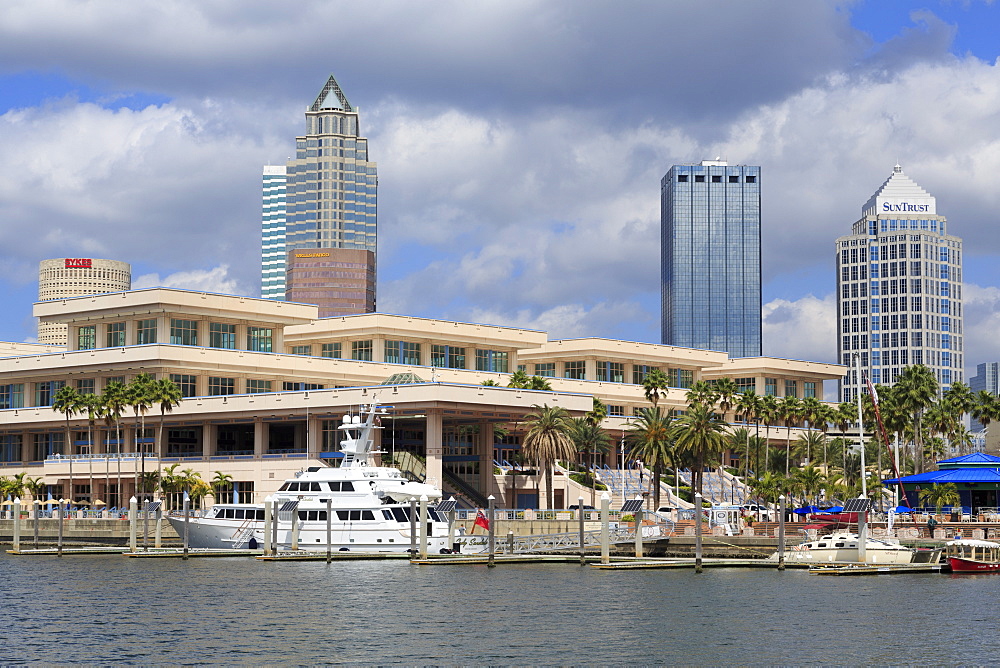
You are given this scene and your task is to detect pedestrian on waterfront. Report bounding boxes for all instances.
[927,516,938,536]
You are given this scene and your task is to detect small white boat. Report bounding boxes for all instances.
[167,402,452,553]
[768,531,915,564]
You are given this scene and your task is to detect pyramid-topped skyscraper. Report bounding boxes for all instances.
[836,165,963,401]
[262,75,377,317]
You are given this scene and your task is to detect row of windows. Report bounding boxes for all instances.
[676,174,757,183]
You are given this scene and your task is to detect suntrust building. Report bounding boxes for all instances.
[836,165,964,401]
[1,289,842,509]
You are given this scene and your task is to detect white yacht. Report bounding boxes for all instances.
[769,531,916,565]
[167,402,451,553]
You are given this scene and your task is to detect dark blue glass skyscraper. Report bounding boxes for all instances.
[661,161,762,357]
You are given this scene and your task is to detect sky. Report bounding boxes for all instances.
[2,0,1000,384]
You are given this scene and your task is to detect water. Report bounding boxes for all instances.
[3,551,1000,665]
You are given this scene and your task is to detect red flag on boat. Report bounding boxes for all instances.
[474,508,490,531]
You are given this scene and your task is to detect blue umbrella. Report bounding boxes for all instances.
[821,506,844,513]
[892,506,915,513]
[793,505,822,514]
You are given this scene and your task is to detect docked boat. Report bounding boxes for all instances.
[167,402,452,553]
[770,531,917,565]
[945,539,1000,572]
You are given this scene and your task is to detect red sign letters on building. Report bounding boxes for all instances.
[65,259,93,268]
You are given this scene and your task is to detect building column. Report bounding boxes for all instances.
[254,419,268,457]
[479,421,495,499]
[425,410,443,489]
[305,416,321,457]
[585,359,597,381]
[203,423,218,457]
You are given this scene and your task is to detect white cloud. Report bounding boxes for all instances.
[762,294,837,363]
[132,265,244,294]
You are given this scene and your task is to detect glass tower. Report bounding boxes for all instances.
[836,165,963,402]
[661,160,762,357]
[970,362,999,432]
[262,75,378,315]
[260,165,287,300]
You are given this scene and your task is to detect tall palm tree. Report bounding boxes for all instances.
[52,384,82,501]
[149,378,182,499]
[211,471,235,503]
[735,389,762,479]
[671,402,728,497]
[777,395,802,476]
[919,482,960,516]
[127,374,155,503]
[713,377,739,422]
[101,381,129,505]
[642,368,670,408]
[520,404,576,509]
[79,393,103,502]
[894,365,938,473]
[567,417,611,506]
[793,465,825,506]
[685,381,719,411]
[759,394,780,475]
[626,407,674,509]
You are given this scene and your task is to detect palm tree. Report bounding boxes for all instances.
[793,465,825,506]
[919,482,960,517]
[712,378,739,421]
[567,417,611,506]
[520,404,576,509]
[102,381,128,505]
[685,381,719,411]
[587,397,608,427]
[970,390,1000,443]
[481,379,501,387]
[894,365,938,473]
[777,395,802,476]
[211,471,234,503]
[642,368,670,407]
[735,390,762,477]
[672,402,728,496]
[793,431,826,469]
[127,374,155,503]
[759,394,780,475]
[507,370,531,389]
[528,376,553,391]
[627,407,674,509]
[149,378,182,499]
[52,384,82,501]
[79,393,103,502]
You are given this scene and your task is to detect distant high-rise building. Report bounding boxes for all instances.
[285,248,375,316]
[262,74,378,317]
[261,165,287,300]
[836,165,963,402]
[37,258,131,345]
[661,160,761,357]
[970,362,999,432]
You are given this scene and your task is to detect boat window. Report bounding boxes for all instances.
[342,482,355,492]
[233,509,244,519]
[817,543,827,548]
[349,510,361,521]
[336,510,349,521]
[255,510,265,520]
[835,542,845,548]
[382,509,393,520]
[278,482,290,491]
[310,482,321,491]
[362,510,374,520]
[391,507,408,523]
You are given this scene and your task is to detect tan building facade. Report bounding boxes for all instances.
[37,257,131,345]
[0,288,844,510]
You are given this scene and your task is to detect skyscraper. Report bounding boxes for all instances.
[661,160,761,357]
[262,75,378,317]
[37,258,131,345]
[836,165,963,402]
[970,362,999,432]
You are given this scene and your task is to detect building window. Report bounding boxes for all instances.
[246,379,273,394]
[282,382,324,391]
[247,327,273,352]
[35,380,65,407]
[77,326,97,350]
[291,345,313,356]
[534,362,556,377]
[432,345,466,369]
[208,377,235,396]
[607,405,625,417]
[784,380,798,398]
[746,175,756,183]
[170,319,198,346]
[106,322,126,348]
[169,374,197,398]
[669,368,694,389]
[735,377,755,393]
[209,323,236,349]
[75,379,95,395]
[632,365,658,385]
[351,340,373,361]
[476,349,509,373]
[596,361,624,383]
[385,340,421,365]
[677,175,688,182]
[564,361,586,380]
[136,319,157,345]
[321,343,342,358]
[804,381,817,398]
[104,376,125,388]
[0,383,25,409]
[765,378,778,396]
[694,175,705,182]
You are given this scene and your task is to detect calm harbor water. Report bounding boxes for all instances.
[3,551,1000,665]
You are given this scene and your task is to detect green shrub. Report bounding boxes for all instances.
[569,472,608,490]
